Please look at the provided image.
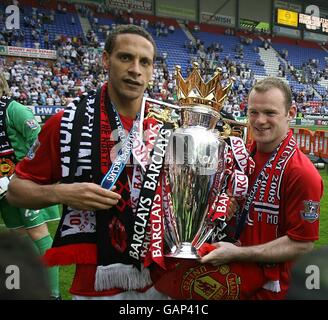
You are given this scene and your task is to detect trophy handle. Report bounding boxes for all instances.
[220,117,248,142]
[140,97,179,139]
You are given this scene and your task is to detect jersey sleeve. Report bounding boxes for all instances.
[15,111,64,184]
[7,101,41,148]
[281,151,323,242]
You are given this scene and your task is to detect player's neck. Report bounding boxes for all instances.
[108,90,141,119]
[114,101,141,119]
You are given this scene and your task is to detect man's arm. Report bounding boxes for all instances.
[8,101,41,149]
[7,175,122,211]
[200,235,314,266]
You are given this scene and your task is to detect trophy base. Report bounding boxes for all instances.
[165,242,199,259]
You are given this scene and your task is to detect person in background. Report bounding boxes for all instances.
[0,72,61,299]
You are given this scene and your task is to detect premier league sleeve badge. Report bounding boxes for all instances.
[301,200,320,223]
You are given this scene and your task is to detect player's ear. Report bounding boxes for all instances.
[102,51,110,69]
[287,105,296,121]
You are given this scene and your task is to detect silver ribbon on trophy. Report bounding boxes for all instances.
[138,63,248,260]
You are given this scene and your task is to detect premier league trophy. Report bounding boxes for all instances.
[162,63,234,259]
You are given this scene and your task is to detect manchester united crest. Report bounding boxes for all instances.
[0,157,15,177]
[180,264,241,300]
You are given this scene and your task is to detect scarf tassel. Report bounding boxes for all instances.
[95,263,153,291]
[43,243,97,266]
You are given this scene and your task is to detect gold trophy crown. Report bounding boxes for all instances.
[175,62,234,113]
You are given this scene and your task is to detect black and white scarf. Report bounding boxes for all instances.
[0,95,17,179]
[46,86,153,291]
[0,96,15,158]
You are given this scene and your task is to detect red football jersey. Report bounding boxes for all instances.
[15,111,147,297]
[240,148,322,299]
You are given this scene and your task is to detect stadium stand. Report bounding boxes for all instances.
[1,0,328,126]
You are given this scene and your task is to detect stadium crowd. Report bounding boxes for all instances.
[1,1,328,118]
